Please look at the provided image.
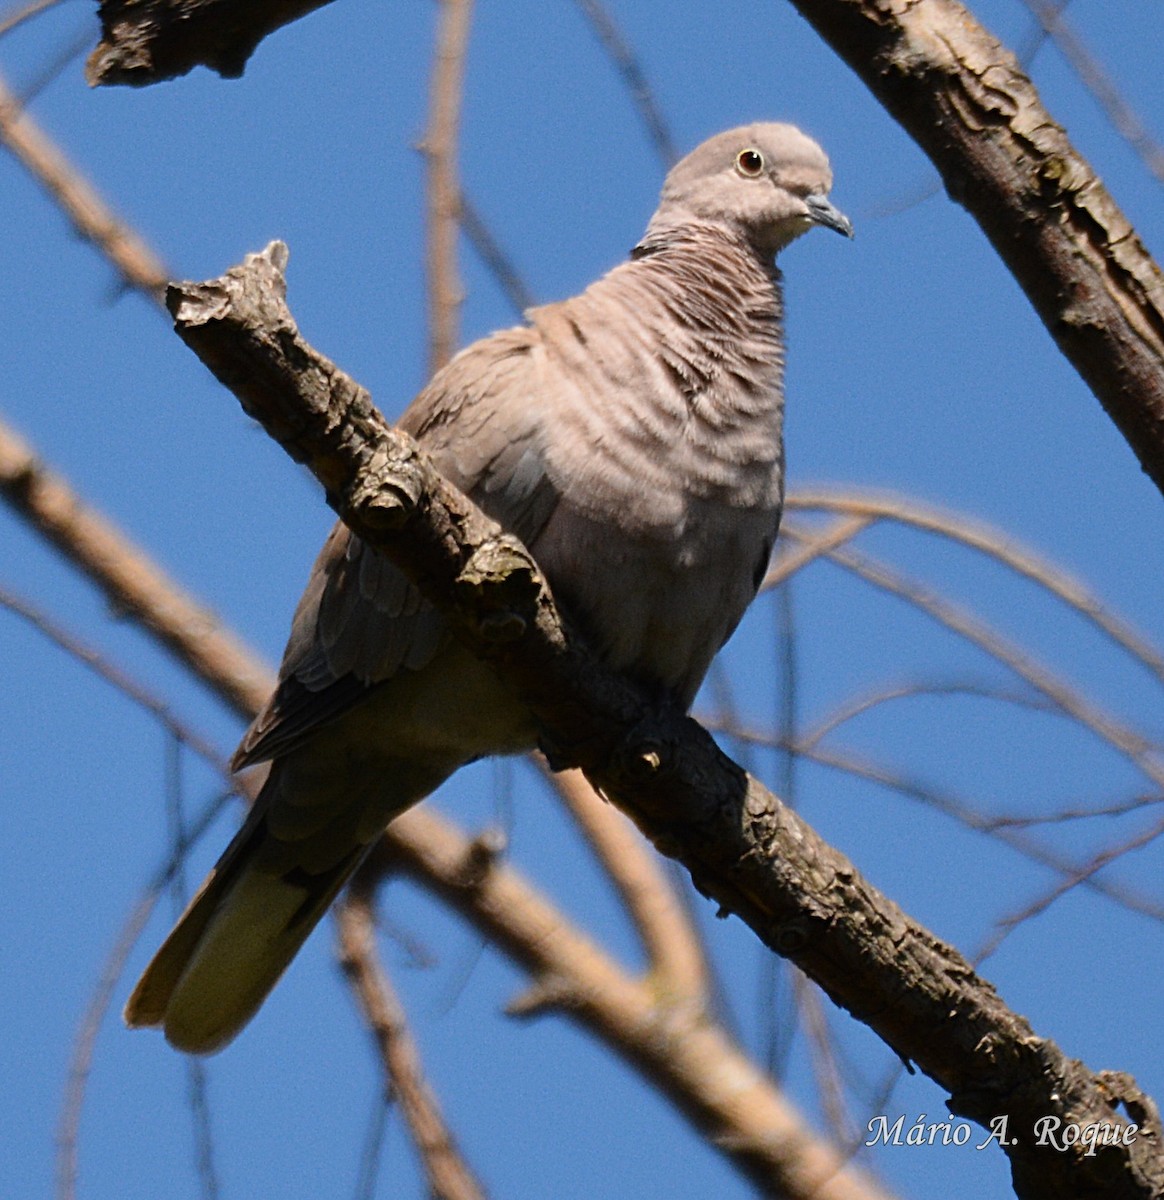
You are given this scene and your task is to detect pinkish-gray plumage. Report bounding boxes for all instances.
[125,122,850,1053]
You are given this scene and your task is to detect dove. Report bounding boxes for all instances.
[125,122,851,1053]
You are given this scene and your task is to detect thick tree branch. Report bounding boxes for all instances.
[167,242,1163,1199]
[87,0,337,87]
[786,0,1164,497]
[0,415,883,1199]
[379,805,892,1200]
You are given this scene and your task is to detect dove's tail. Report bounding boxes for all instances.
[124,758,442,1055]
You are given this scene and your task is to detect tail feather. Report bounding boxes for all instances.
[124,756,444,1054]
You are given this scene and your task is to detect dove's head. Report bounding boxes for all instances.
[650,122,851,256]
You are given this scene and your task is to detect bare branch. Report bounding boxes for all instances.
[780,520,1164,788]
[458,188,537,317]
[547,763,709,1004]
[787,0,1164,498]
[0,415,271,719]
[570,0,677,169]
[1018,0,1164,187]
[0,0,67,42]
[166,243,1162,1198]
[786,490,1164,686]
[0,70,168,298]
[380,805,894,1200]
[86,0,337,87]
[336,886,487,1200]
[423,0,474,376]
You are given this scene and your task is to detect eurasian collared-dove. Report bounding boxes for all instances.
[125,122,851,1053]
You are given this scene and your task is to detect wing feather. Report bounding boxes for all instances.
[235,325,558,768]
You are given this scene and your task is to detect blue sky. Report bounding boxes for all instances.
[2,1,1163,1197]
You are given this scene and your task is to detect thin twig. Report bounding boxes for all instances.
[570,0,677,169]
[546,764,709,1004]
[16,25,91,105]
[56,890,161,1200]
[0,416,272,720]
[336,887,487,1200]
[779,519,1164,787]
[798,678,1057,751]
[0,0,67,41]
[353,1089,391,1200]
[457,188,536,316]
[981,790,1164,831]
[1019,0,1164,187]
[797,740,1164,925]
[55,786,235,1200]
[164,737,220,1200]
[0,583,232,769]
[0,68,167,297]
[797,975,860,1148]
[762,512,874,589]
[423,0,474,375]
[702,712,1164,925]
[786,490,1164,687]
[976,805,1164,964]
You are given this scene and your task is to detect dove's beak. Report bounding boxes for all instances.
[805,194,854,239]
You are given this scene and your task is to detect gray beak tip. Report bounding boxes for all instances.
[805,194,854,240]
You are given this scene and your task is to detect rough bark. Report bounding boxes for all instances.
[166,242,1164,1199]
[87,0,337,86]
[787,0,1164,497]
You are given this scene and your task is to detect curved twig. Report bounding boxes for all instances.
[780,519,1164,787]
[785,489,1164,686]
[797,678,1057,750]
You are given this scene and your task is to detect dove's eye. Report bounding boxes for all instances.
[735,148,765,177]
